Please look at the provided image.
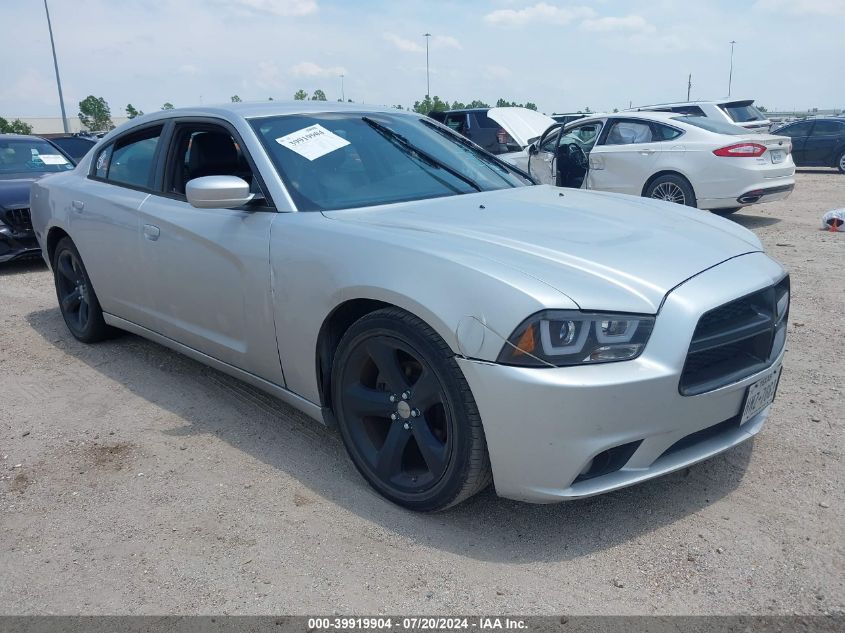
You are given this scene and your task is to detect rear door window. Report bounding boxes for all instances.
[811,120,845,136]
[653,123,683,141]
[103,126,164,189]
[604,120,654,145]
[776,121,813,138]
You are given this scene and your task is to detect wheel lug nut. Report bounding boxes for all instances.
[401,391,411,400]
[403,422,410,430]
[390,413,397,421]
[410,409,419,418]
[389,394,396,403]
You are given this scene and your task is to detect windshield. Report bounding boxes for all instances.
[672,116,748,135]
[250,112,532,211]
[0,138,75,175]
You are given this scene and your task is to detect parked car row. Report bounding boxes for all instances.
[29,102,789,511]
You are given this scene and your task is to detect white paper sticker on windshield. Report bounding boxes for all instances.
[38,154,70,165]
[275,124,350,161]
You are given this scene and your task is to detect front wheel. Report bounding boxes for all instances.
[837,150,845,174]
[331,308,491,511]
[52,237,114,343]
[644,174,697,208]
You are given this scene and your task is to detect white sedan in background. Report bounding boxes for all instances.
[507,111,795,215]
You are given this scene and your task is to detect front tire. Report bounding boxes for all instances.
[837,150,845,174]
[644,174,697,208]
[331,308,491,511]
[52,237,113,343]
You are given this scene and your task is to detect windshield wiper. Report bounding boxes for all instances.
[419,118,536,185]
[361,116,481,192]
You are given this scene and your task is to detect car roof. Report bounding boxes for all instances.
[574,111,687,123]
[630,99,755,107]
[0,134,50,141]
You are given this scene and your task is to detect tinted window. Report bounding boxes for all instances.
[251,112,531,212]
[94,144,113,178]
[605,121,654,145]
[776,121,813,137]
[672,116,746,135]
[668,106,706,116]
[106,126,163,188]
[720,103,766,123]
[653,123,683,141]
[0,138,75,175]
[443,114,466,133]
[811,120,845,136]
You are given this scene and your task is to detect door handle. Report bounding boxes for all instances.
[639,149,656,155]
[71,200,84,212]
[143,224,160,241]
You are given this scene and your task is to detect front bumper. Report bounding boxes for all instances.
[0,227,40,263]
[461,252,787,503]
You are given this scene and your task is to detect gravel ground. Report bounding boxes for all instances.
[1,170,843,615]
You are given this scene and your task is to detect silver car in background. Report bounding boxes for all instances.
[30,102,789,510]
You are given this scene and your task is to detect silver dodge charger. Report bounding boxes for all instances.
[30,102,789,511]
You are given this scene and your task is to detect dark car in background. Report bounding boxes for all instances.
[428,107,554,155]
[772,117,845,172]
[1,134,75,263]
[41,133,98,162]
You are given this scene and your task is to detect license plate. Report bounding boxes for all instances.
[740,363,782,425]
[770,150,784,164]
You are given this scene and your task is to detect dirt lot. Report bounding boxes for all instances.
[1,170,843,615]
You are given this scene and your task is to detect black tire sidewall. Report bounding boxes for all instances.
[52,237,108,342]
[646,175,697,208]
[331,312,479,511]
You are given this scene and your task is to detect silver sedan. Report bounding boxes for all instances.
[30,102,789,510]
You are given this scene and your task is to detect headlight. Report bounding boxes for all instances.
[497,310,655,367]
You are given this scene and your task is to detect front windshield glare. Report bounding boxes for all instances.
[0,139,74,174]
[251,112,532,211]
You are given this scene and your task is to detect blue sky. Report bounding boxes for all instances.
[2,0,843,118]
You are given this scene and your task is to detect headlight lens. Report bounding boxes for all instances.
[497,310,655,367]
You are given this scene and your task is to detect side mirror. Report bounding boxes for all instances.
[528,143,538,155]
[186,175,254,209]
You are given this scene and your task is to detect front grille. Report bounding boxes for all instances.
[679,276,789,396]
[3,207,33,233]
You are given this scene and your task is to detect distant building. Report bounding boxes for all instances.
[7,116,131,134]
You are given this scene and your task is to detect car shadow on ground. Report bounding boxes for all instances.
[26,306,753,564]
[0,258,47,276]
[795,168,841,175]
[726,213,781,229]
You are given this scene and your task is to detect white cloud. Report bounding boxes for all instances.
[754,0,845,15]
[483,3,596,27]
[433,35,462,50]
[581,15,655,33]
[178,64,200,75]
[484,65,513,79]
[227,0,317,16]
[290,61,346,77]
[384,34,425,53]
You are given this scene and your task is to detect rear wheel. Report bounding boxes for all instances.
[644,174,697,208]
[837,150,845,173]
[52,237,113,343]
[331,308,491,511]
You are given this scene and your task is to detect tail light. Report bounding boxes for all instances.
[496,128,515,146]
[713,143,767,157]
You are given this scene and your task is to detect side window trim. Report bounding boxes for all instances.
[155,116,276,211]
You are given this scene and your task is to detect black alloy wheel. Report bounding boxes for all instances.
[52,237,112,343]
[331,308,491,511]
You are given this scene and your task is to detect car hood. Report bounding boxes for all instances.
[324,186,764,314]
[0,175,44,208]
[487,107,556,147]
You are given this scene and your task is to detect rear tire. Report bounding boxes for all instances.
[837,150,845,174]
[331,308,492,511]
[644,174,697,208]
[52,237,114,343]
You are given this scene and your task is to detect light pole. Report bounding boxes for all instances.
[44,0,69,133]
[339,74,345,102]
[728,40,737,97]
[423,33,431,98]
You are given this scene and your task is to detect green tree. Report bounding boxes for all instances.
[311,89,327,101]
[161,102,174,110]
[412,95,449,115]
[268,97,274,101]
[125,103,143,119]
[467,99,490,108]
[393,105,404,110]
[231,95,242,102]
[0,117,33,134]
[524,102,538,111]
[78,95,114,132]
[294,89,308,100]
[450,101,466,110]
